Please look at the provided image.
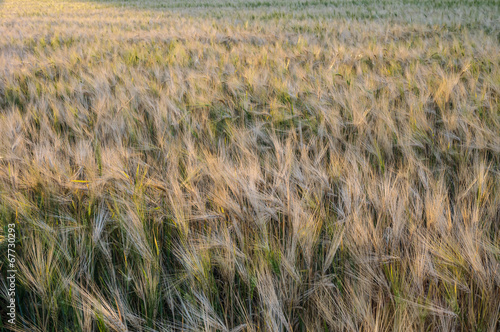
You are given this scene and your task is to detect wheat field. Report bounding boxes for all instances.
[0,0,499,331]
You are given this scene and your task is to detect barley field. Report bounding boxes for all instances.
[0,0,499,331]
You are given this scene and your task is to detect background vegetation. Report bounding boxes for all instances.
[0,0,499,330]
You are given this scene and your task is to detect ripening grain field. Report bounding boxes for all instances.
[0,0,499,331]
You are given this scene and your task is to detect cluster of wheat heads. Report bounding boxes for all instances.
[0,0,499,331]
